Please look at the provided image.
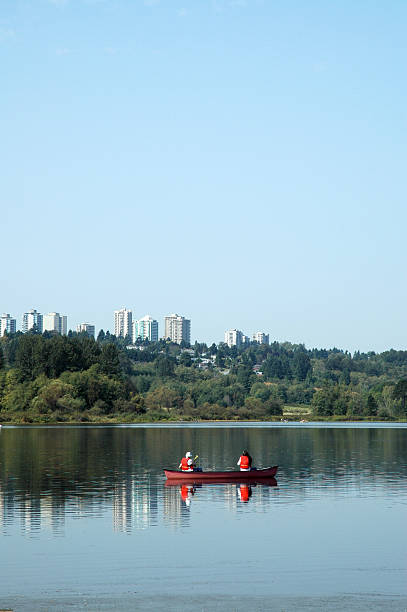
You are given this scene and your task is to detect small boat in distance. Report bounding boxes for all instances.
[164,466,278,481]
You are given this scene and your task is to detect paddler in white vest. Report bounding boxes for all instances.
[179,451,195,472]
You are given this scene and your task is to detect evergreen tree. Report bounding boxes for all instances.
[393,379,407,414]
[97,330,106,343]
[99,343,121,377]
[366,394,378,416]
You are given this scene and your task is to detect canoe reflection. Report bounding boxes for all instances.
[165,477,277,507]
[165,477,277,487]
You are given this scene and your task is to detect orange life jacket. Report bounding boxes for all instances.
[239,455,250,469]
[181,457,192,471]
[240,485,250,502]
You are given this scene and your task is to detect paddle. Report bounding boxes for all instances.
[193,454,201,473]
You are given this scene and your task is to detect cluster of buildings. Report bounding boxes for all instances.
[1,308,269,348]
[0,309,91,338]
[0,308,192,346]
[224,329,269,347]
[114,309,191,345]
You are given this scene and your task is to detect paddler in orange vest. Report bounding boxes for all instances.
[179,451,195,472]
[237,450,252,471]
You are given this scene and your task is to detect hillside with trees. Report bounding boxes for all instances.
[1,331,407,423]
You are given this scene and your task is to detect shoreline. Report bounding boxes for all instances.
[1,416,406,426]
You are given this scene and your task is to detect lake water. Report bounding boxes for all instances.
[1,423,406,611]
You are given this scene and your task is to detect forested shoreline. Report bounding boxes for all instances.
[1,331,407,423]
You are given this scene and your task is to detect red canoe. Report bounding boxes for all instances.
[164,466,278,481]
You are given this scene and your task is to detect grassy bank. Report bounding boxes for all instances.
[0,405,404,425]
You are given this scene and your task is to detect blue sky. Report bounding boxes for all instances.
[1,0,406,351]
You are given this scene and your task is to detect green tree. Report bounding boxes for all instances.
[265,397,283,416]
[61,366,126,410]
[215,350,225,368]
[347,392,364,415]
[292,352,311,381]
[250,382,272,402]
[99,343,121,377]
[15,335,46,381]
[312,386,335,416]
[379,385,396,416]
[366,394,378,416]
[179,352,192,367]
[262,355,290,380]
[392,379,407,414]
[339,366,351,385]
[145,386,180,413]
[236,364,254,391]
[155,355,175,377]
[31,380,76,414]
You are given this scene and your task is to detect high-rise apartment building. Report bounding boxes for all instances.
[43,312,67,335]
[0,313,16,337]
[22,309,43,333]
[132,315,159,343]
[252,332,269,345]
[76,323,95,338]
[224,329,244,347]
[114,308,132,339]
[164,314,191,345]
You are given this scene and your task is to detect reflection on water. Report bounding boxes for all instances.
[164,479,277,523]
[1,474,278,535]
[1,425,406,536]
[1,425,407,609]
[1,426,407,611]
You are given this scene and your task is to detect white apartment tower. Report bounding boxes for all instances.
[43,312,68,335]
[114,308,132,339]
[77,323,95,338]
[22,309,43,333]
[164,314,191,345]
[0,313,16,337]
[224,329,244,348]
[132,315,159,343]
[252,332,269,345]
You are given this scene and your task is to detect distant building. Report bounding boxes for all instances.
[224,329,244,348]
[133,315,158,343]
[252,332,269,345]
[114,308,132,339]
[76,323,95,338]
[164,314,191,345]
[0,313,16,337]
[22,309,43,333]
[43,312,67,335]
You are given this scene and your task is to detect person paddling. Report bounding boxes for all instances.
[179,451,195,472]
[237,450,252,471]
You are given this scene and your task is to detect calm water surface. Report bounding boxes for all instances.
[0,423,406,611]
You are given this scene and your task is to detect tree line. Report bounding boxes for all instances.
[1,331,407,422]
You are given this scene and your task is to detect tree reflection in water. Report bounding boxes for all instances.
[0,425,406,534]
